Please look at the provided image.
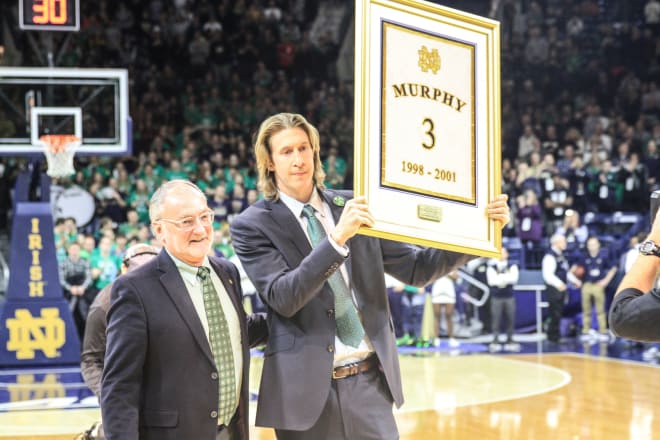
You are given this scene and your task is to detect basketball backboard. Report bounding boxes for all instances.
[0,67,131,156]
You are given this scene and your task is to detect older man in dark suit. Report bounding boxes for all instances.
[102,180,267,440]
[230,113,510,440]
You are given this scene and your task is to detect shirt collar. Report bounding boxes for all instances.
[279,190,326,219]
[166,249,210,285]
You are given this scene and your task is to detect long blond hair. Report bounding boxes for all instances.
[254,113,326,200]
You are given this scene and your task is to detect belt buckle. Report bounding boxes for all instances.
[332,364,349,380]
[332,362,360,380]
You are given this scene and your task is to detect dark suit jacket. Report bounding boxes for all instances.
[101,252,267,440]
[80,282,112,398]
[610,287,660,341]
[230,189,473,430]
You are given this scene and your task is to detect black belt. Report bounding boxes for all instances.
[332,356,380,380]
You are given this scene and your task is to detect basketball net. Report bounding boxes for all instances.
[38,134,80,178]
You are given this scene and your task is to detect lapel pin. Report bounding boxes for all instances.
[333,196,345,207]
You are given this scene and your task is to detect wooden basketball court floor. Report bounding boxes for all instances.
[2,345,659,440]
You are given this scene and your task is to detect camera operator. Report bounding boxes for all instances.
[609,206,660,341]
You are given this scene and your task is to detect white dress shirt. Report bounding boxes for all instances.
[279,190,374,366]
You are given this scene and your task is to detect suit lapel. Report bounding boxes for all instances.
[266,198,312,258]
[208,258,247,349]
[320,190,345,235]
[157,253,215,366]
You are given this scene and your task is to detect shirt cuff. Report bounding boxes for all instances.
[327,235,349,257]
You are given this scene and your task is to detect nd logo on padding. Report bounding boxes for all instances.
[6,308,66,359]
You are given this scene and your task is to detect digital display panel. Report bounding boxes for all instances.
[19,0,80,31]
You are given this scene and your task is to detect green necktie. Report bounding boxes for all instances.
[302,204,365,347]
[197,266,236,425]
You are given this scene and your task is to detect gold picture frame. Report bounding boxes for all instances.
[354,0,502,258]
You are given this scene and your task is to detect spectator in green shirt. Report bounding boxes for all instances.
[118,209,142,241]
[127,179,152,224]
[90,236,122,291]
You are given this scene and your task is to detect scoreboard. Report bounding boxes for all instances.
[19,0,80,31]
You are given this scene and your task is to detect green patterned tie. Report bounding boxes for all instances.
[302,204,365,347]
[197,266,236,424]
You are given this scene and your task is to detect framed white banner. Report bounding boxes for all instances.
[354,0,502,258]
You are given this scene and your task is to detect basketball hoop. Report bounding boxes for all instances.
[38,134,80,178]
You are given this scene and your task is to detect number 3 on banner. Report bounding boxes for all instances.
[421,117,435,150]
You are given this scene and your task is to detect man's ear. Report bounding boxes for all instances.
[151,223,164,244]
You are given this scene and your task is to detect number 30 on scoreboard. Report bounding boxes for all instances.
[19,0,80,31]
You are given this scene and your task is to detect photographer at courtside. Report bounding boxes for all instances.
[609,205,660,341]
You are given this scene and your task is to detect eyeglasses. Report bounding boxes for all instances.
[157,211,215,231]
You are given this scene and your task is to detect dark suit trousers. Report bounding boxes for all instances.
[275,368,398,440]
[546,285,564,342]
